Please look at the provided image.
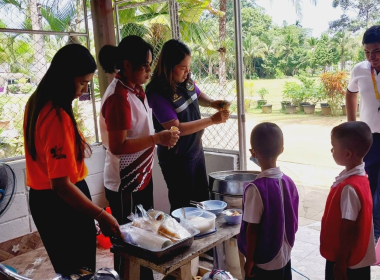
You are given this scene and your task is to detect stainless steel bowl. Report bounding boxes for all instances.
[209,170,260,209]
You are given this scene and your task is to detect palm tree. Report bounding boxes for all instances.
[332,30,353,70]
[0,0,47,81]
[243,36,267,78]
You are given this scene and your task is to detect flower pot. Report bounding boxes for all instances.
[261,104,272,113]
[281,101,291,111]
[285,105,297,114]
[321,106,332,116]
[257,100,267,108]
[303,104,315,114]
[0,120,10,130]
[341,105,346,116]
[298,102,311,112]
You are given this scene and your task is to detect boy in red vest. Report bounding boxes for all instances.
[320,121,376,280]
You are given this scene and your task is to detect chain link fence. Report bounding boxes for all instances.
[0,0,98,160]
[114,0,239,152]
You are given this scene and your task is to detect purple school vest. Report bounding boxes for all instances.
[237,174,299,264]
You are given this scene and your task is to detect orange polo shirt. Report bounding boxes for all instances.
[24,102,88,190]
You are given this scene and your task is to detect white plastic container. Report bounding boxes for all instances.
[182,210,216,234]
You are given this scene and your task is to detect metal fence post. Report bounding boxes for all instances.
[169,0,181,40]
[233,0,247,170]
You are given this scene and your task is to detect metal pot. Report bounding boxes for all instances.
[209,171,259,209]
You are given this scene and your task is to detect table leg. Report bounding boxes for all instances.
[123,255,140,280]
[239,251,245,279]
[169,262,192,280]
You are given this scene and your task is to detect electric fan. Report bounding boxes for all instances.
[0,162,16,218]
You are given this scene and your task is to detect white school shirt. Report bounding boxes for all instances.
[347,60,380,133]
[243,167,292,270]
[332,163,376,268]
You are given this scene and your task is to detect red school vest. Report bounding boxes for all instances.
[320,175,372,266]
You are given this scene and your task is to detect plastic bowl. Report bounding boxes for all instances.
[222,209,242,225]
[171,207,202,221]
[181,209,216,234]
[198,200,227,215]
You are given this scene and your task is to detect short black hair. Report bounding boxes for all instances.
[362,25,380,44]
[331,121,372,158]
[250,122,283,158]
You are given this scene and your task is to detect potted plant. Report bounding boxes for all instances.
[281,101,291,111]
[320,71,348,116]
[285,104,297,114]
[282,81,305,112]
[256,87,269,108]
[261,104,272,113]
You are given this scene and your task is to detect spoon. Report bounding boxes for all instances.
[190,200,206,210]
[181,207,187,219]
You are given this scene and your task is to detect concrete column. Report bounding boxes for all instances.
[90,0,116,97]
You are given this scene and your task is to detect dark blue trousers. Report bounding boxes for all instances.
[325,260,370,280]
[245,260,292,280]
[364,133,380,239]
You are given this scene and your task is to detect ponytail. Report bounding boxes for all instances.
[98,36,153,74]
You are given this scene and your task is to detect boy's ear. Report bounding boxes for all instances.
[249,148,255,157]
[346,149,353,159]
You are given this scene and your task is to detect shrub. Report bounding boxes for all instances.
[7,84,18,94]
[257,87,269,100]
[20,84,34,94]
[320,71,348,116]
[282,82,303,105]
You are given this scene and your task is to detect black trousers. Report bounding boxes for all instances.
[325,260,370,280]
[29,180,96,276]
[105,179,154,280]
[245,260,292,280]
[159,151,209,212]
[364,133,380,239]
[104,179,154,225]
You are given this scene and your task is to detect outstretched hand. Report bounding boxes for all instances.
[97,211,122,239]
[155,130,180,149]
[210,110,229,124]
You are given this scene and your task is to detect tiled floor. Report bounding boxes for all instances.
[3,181,380,279]
[3,222,380,280]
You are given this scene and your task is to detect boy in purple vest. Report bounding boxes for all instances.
[238,122,299,280]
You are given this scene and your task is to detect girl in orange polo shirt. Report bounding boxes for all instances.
[23,44,121,277]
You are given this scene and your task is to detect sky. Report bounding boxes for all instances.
[255,0,345,37]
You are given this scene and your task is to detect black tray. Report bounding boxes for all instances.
[111,222,199,263]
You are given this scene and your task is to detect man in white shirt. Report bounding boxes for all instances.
[346,25,380,240]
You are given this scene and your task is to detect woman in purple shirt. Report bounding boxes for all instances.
[146,39,230,212]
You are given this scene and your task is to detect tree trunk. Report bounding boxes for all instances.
[218,0,227,88]
[30,0,47,82]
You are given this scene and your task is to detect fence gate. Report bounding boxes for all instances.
[114,0,246,168]
[0,0,99,161]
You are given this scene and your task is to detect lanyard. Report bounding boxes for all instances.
[371,66,380,100]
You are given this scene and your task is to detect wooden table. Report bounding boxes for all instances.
[111,216,241,280]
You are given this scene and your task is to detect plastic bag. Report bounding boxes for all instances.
[128,205,191,243]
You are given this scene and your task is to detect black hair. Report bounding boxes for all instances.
[362,25,380,44]
[98,35,153,74]
[25,44,96,161]
[250,122,283,158]
[331,121,372,158]
[146,39,191,100]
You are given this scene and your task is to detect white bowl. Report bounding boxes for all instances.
[171,207,201,220]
